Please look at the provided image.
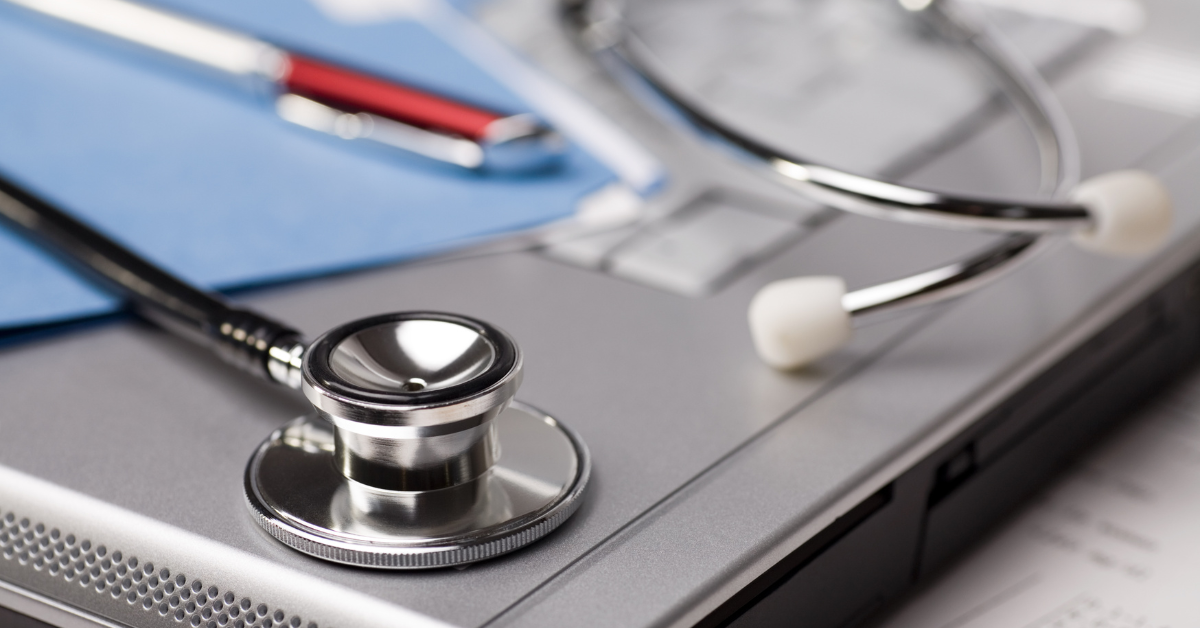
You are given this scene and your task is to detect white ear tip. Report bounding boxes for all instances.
[1071,169,1172,257]
[748,276,853,370]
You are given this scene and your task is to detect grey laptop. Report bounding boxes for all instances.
[3,1,1200,627]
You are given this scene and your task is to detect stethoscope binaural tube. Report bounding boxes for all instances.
[0,174,308,386]
[0,172,590,568]
[565,0,1174,369]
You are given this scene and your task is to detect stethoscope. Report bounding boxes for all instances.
[0,0,1176,570]
[564,0,1175,369]
[0,176,590,569]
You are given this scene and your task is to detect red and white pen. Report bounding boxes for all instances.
[6,0,566,172]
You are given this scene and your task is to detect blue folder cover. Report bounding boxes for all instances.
[0,0,614,329]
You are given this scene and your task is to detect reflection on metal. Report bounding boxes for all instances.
[275,94,487,169]
[843,234,1042,319]
[329,318,498,393]
[245,402,591,569]
[302,312,522,494]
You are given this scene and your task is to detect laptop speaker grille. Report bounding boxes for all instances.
[0,508,319,628]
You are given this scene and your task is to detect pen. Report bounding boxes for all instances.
[5,0,565,172]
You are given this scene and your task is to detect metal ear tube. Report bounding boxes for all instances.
[565,0,1174,370]
[0,174,590,569]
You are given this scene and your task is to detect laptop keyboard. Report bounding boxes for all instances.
[606,193,809,296]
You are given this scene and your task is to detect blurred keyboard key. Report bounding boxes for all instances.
[609,197,802,296]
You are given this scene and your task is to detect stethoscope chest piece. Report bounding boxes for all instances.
[243,312,590,569]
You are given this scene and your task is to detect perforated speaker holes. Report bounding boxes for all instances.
[0,507,319,628]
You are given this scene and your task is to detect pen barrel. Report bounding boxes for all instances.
[0,171,304,386]
[280,54,502,141]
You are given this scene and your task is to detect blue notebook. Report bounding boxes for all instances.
[0,0,617,329]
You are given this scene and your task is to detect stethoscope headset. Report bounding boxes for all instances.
[563,0,1174,369]
[0,0,1172,568]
